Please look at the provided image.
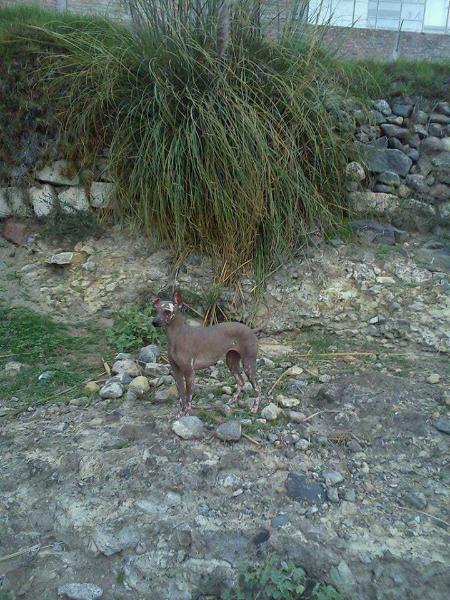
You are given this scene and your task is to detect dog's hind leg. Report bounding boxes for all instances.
[226,350,245,405]
[243,357,261,413]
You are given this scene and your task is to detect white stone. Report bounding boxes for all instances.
[129,376,150,393]
[36,160,80,185]
[29,185,56,217]
[172,416,204,440]
[286,365,304,377]
[47,252,74,265]
[58,187,90,213]
[345,161,365,181]
[57,583,103,600]
[276,395,300,408]
[427,373,440,384]
[99,381,123,399]
[348,191,400,216]
[90,182,114,208]
[112,359,140,377]
[261,402,283,420]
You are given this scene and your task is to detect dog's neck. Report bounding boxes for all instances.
[165,312,188,342]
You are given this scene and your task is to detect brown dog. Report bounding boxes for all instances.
[152,290,260,417]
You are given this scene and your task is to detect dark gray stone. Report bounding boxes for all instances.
[431,153,450,169]
[322,470,344,486]
[215,420,242,442]
[351,220,406,245]
[411,108,428,125]
[271,514,289,528]
[386,115,404,126]
[409,134,421,149]
[374,184,396,194]
[371,110,385,125]
[358,145,412,176]
[420,136,443,154]
[432,417,450,434]
[377,171,401,186]
[413,124,428,137]
[392,103,412,118]
[429,123,443,138]
[285,472,325,504]
[402,491,428,510]
[138,344,160,363]
[327,487,340,503]
[389,137,410,153]
[408,149,419,162]
[406,174,429,195]
[253,529,270,545]
[381,124,410,140]
[430,113,450,125]
[437,101,450,116]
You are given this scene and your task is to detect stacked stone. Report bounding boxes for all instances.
[346,98,450,230]
[0,157,114,220]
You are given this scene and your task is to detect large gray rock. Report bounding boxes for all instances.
[57,583,103,600]
[58,187,90,213]
[93,525,140,556]
[172,416,204,439]
[29,185,56,217]
[381,124,410,140]
[138,344,160,363]
[431,152,450,169]
[430,113,450,125]
[99,381,123,399]
[392,103,412,118]
[36,160,80,185]
[322,470,344,486]
[345,161,365,181]
[285,472,325,504]
[90,182,114,208]
[112,359,140,377]
[215,420,242,442]
[349,191,400,216]
[372,99,391,116]
[358,144,412,176]
[261,402,282,420]
[47,252,74,266]
[377,171,400,186]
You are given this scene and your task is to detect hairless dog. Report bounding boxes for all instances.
[152,290,261,417]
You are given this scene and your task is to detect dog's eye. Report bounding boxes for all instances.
[163,309,172,316]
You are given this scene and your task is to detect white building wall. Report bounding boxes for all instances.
[307,0,450,32]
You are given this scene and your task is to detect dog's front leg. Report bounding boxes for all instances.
[171,362,187,418]
[184,370,194,415]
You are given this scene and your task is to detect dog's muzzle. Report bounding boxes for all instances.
[152,317,162,327]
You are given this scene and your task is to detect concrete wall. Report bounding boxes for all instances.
[323,26,450,61]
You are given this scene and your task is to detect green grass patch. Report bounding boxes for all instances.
[0,306,110,412]
[342,58,450,102]
[223,558,344,600]
[106,305,163,353]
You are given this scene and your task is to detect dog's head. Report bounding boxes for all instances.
[152,290,183,327]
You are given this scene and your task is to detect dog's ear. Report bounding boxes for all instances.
[151,293,160,306]
[173,289,183,306]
